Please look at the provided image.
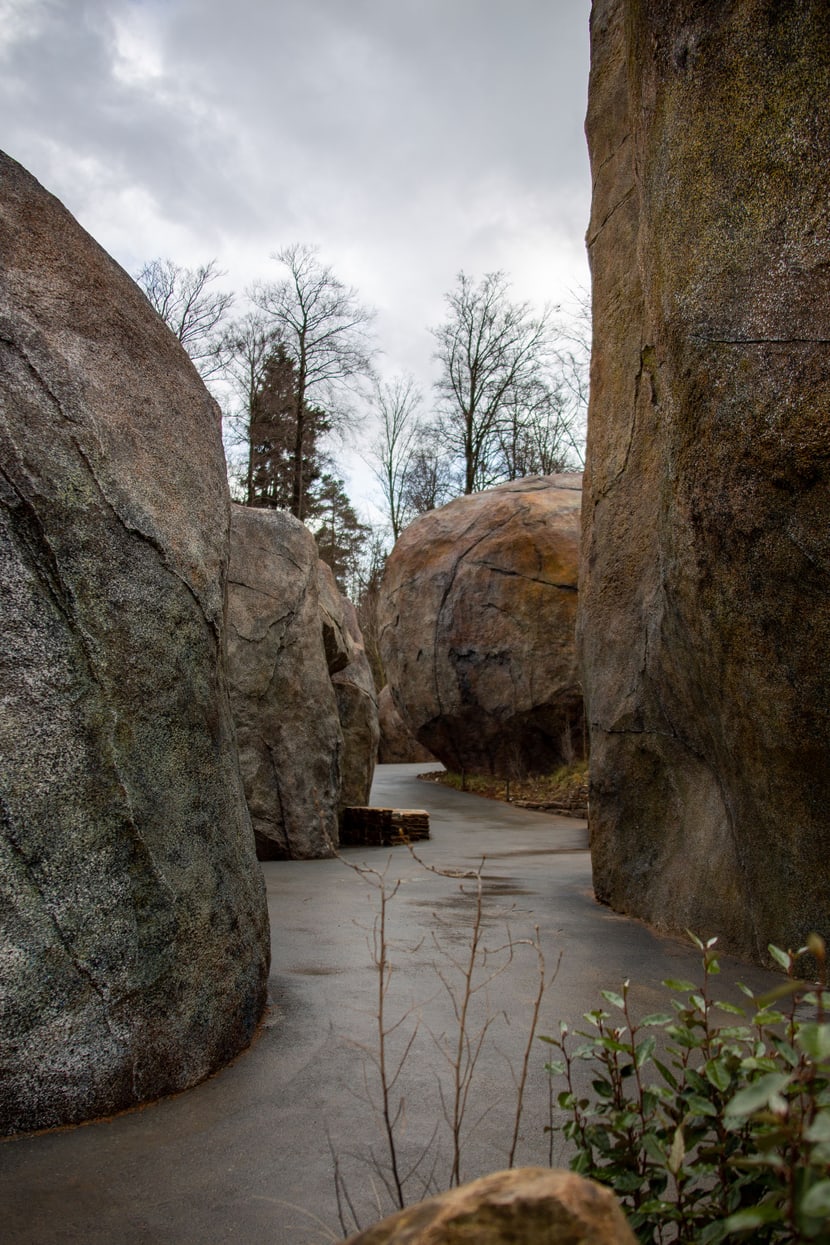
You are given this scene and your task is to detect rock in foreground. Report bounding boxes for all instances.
[342,1167,636,1245]
[581,1,830,960]
[378,476,583,776]
[0,151,269,1135]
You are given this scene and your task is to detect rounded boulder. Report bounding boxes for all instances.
[378,476,583,776]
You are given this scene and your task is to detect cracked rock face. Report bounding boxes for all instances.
[227,506,341,858]
[581,1,830,961]
[0,151,269,1135]
[330,591,380,810]
[378,476,583,776]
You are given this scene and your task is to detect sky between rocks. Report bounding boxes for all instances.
[1,0,592,520]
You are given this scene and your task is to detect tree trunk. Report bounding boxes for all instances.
[291,368,306,520]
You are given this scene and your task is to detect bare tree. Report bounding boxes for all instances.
[252,243,375,520]
[402,435,458,517]
[220,310,278,498]
[369,374,424,540]
[135,258,234,380]
[549,289,590,470]
[431,271,553,494]
[497,377,574,479]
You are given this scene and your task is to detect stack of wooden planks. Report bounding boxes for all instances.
[340,807,430,847]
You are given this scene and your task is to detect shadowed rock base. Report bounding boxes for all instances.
[341,1168,636,1245]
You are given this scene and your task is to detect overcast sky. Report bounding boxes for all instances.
[1,0,592,518]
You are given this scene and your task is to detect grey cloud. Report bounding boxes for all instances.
[1,0,592,403]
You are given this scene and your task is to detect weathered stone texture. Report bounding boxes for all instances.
[581,1,830,960]
[318,558,353,676]
[0,152,269,1134]
[227,506,341,859]
[378,476,583,776]
[341,1167,636,1245]
[331,595,380,810]
[377,686,437,765]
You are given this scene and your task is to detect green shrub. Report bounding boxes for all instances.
[542,934,830,1243]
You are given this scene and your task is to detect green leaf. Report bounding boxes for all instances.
[601,990,626,1010]
[705,1058,733,1093]
[697,1220,729,1244]
[753,1008,786,1027]
[642,1088,669,1113]
[640,1012,674,1027]
[642,1132,666,1165]
[723,1202,782,1231]
[756,980,806,1008]
[638,1197,672,1215]
[544,1059,566,1076]
[635,1035,657,1068]
[685,1094,719,1118]
[654,1058,679,1091]
[801,1179,830,1218]
[667,1126,685,1175]
[663,978,697,993]
[714,1001,745,1016]
[768,944,792,971]
[805,1114,830,1143]
[725,1072,791,1118]
[769,1037,799,1067]
[596,1036,630,1055]
[797,1023,830,1062]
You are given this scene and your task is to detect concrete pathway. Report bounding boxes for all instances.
[0,764,780,1244]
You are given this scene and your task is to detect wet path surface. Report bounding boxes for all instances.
[0,764,780,1243]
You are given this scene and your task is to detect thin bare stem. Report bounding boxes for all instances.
[507,933,559,1168]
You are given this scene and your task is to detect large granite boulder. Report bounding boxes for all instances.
[377,686,437,764]
[227,506,341,859]
[0,152,269,1135]
[581,1,830,961]
[342,1167,636,1245]
[331,595,380,810]
[378,476,583,776]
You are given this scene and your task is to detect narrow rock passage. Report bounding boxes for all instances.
[0,764,781,1244]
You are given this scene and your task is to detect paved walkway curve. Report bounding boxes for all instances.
[0,764,779,1244]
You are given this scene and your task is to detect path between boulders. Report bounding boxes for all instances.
[0,764,781,1245]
